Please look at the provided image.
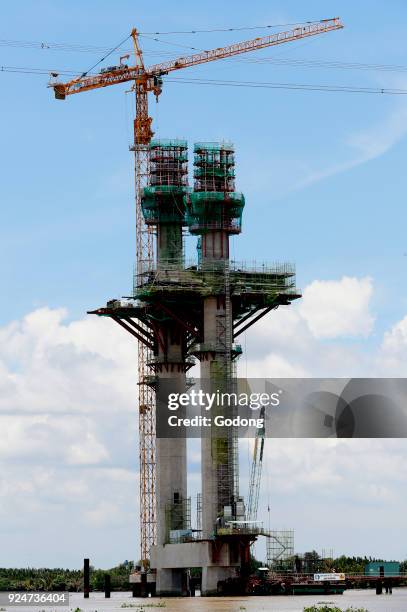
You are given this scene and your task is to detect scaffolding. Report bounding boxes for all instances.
[266,530,295,570]
[194,142,235,192]
[196,492,202,532]
[141,139,189,226]
[165,495,191,543]
[321,548,334,561]
[186,192,245,235]
[133,261,298,300]
[141,139,189,266]
[185,142,245,235]
[149,138,188,187]
[90,140,302,558]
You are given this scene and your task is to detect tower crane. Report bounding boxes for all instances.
[50,17,343,569]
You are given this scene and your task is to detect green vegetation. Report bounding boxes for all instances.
[121,604,165,609]
[0,561,134,592]
[0,554,405,593]
[0,568,82,592]
[304,606,369,612]
[142,604,165,608]
[295,551,403,575]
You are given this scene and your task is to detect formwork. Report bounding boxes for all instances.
[142,139,188,224]
[193,142,235,193]
[185,142,244,235]
[141,139,189,265]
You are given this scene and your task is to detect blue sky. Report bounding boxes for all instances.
[1,0,407,568]
[1,0,407,330]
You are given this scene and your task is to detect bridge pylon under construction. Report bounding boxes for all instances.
[89,139,300,595]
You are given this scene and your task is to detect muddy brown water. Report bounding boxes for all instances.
[10,588,407,612]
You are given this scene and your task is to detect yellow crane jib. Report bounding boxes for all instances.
[49,18,343,101]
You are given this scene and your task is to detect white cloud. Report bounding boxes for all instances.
[377,314,407,375]
[68,430,110,465]
[347,104,407,161]
[0,307,138,415]
[381,313,407,352]
[0,308,140,566]
[237,276,407,557]
[240,276,376,378]
[241,99,407,199]
[249,437,407,559]
[295,102,407,190]
[299,276,374,339]
[1,277,407,564]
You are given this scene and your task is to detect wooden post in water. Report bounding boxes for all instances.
[104,574,111,598]
[84,558,90,598]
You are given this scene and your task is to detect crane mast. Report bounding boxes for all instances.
[132,134,156,567]
[50,16,343,568]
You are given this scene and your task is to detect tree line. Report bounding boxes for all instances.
[0,556,406,591]
[0,562,134,592]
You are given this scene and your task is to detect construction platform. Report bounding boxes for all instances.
[88,260,300,354]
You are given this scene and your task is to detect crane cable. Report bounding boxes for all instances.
[0,22,327,53]
[5,56,407,76]
[165,76,407,96]
[2,66,407,96]
[79,33,132,77]
[139,20,326,35]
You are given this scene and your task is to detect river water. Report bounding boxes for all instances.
[10,589,407,612]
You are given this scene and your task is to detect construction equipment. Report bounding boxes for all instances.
[246,406,265,522]
[50,17,343,569]
[246,408,296,570]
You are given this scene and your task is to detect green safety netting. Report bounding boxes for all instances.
[194,153,234,164]
[194,167,235,178]
[188,191,244,206]
[194,142,234,152]
[185,191,244,233]
[143,185,188,196]
[141,185,188,224]
[150,139,188,149]
[150,156,188,164]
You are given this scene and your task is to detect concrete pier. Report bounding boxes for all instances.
[143,139,190,595]
[89,139,300,596]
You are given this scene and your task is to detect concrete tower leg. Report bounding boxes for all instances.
[155,367,187,596]
[200,294,236,596]
[187,142,241,596]
[152,315,188,595]
[143,139,189,595]
[201,566,236,596]
[156,568,184,596]
[200,294,235,539]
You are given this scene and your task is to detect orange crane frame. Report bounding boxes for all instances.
[50,16,343,569]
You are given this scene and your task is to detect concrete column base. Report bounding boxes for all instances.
[156,568,185,597]
[201,566,236,596]
[151,542,240,596]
